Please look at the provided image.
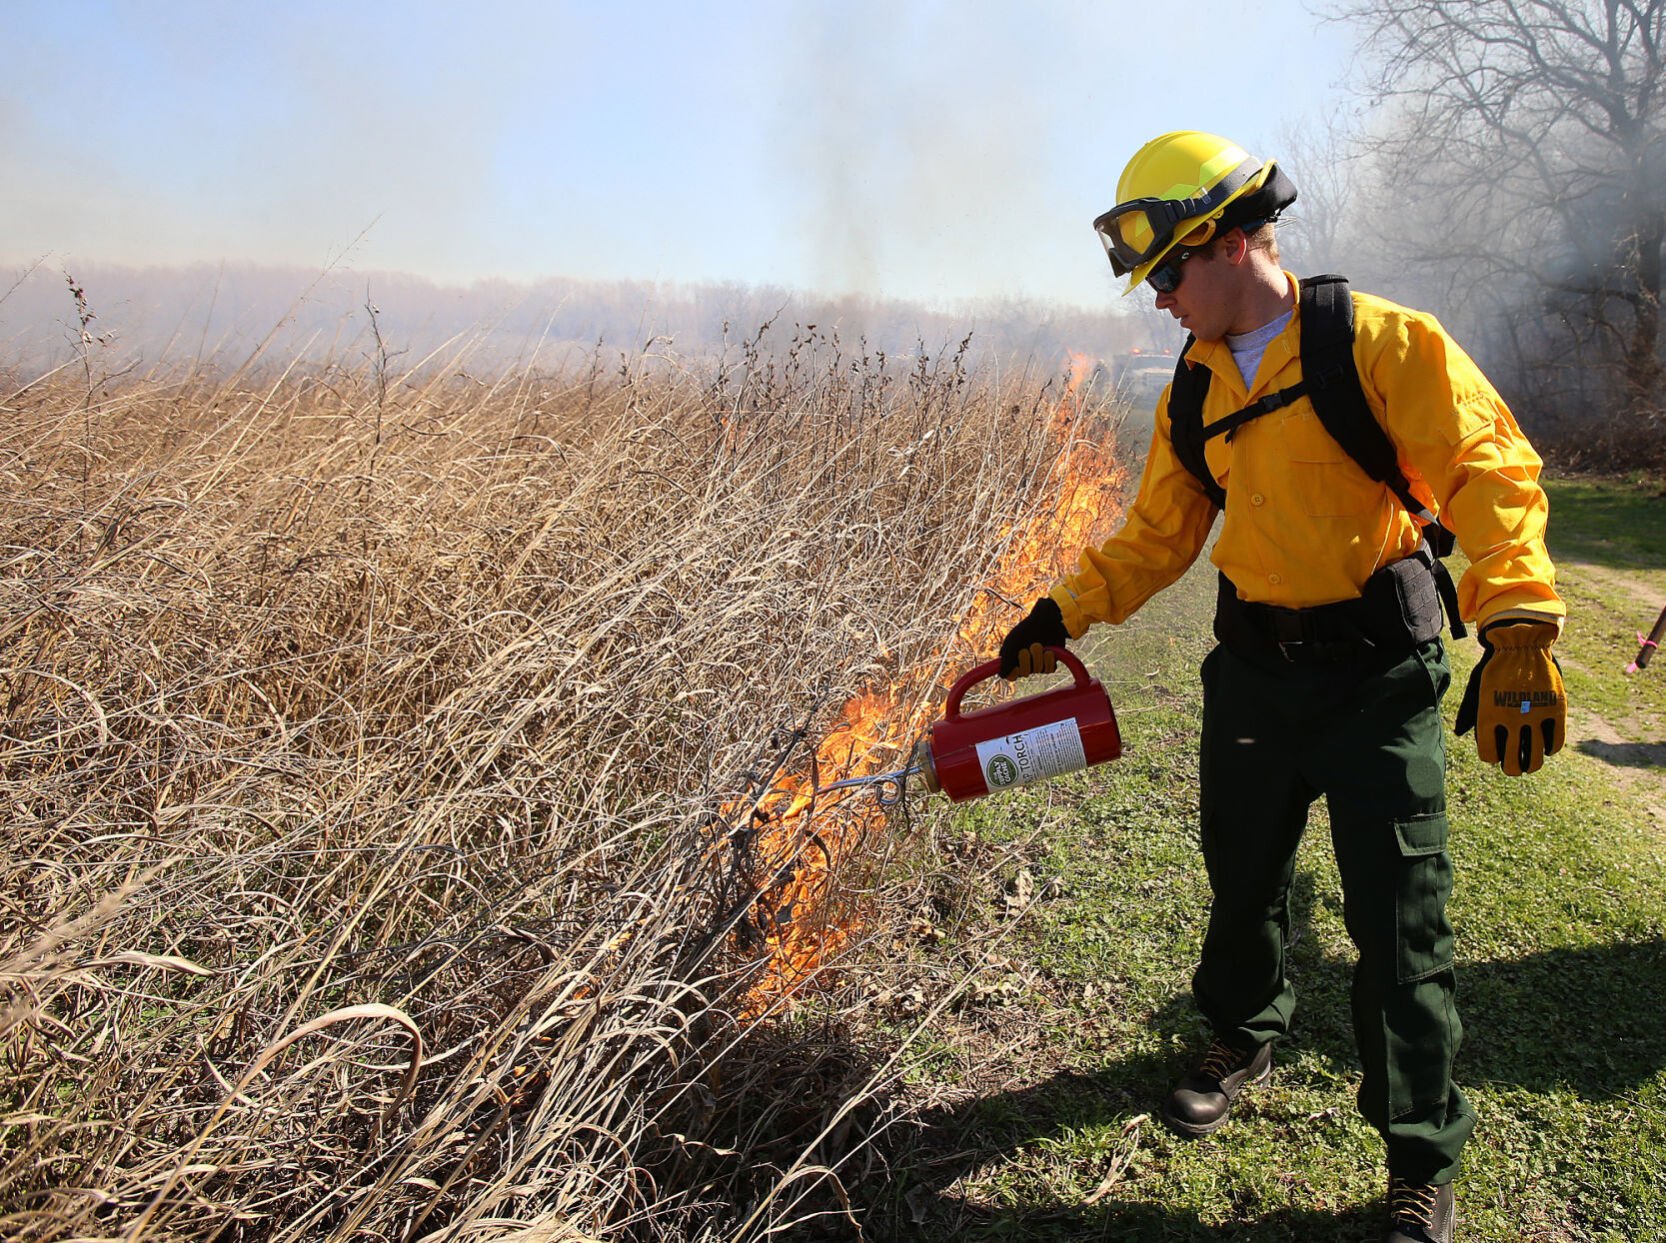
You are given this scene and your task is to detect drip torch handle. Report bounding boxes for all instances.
[945,646,1089,719]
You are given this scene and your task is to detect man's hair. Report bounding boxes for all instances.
[1242,222,1279,264]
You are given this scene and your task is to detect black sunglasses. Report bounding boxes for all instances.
[1146,247,1197,294]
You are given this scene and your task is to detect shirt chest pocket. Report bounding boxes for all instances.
[1277,408,1381,518]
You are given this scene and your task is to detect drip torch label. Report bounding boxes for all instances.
[975,718,1088,790]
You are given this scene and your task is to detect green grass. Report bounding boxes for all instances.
[1543,475,1666,568]
[865,477,1666,1241]
[1540,476,1666,753]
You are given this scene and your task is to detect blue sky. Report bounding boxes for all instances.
[5,1,1356,309]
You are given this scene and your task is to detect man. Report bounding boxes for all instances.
[998,131,1566,1243]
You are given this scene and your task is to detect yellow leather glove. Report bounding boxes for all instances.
[1454,621,1566,775]
[997,597,1068,680]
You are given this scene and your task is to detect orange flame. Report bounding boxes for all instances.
[740,353,1125,1009]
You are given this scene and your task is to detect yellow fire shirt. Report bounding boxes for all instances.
[1050,273,1565,637]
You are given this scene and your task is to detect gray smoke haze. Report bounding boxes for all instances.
[0,259,1179,382]
[781,3,1055,303]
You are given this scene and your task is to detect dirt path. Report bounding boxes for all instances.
[1557,556,1666,829]
[1570,707,1666,829]
[1563,558,1666,615]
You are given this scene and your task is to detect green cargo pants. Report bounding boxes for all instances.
[1194,638,1474,1184]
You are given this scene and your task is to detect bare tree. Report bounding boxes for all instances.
[1274,110,1367,276]
[1329,0,1665,426]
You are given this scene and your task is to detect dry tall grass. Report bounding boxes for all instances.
[0,324,1125,1240]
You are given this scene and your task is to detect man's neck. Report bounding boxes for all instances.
[1228,263,1295,336]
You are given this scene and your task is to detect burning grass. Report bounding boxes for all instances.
[0,324,1127,1240]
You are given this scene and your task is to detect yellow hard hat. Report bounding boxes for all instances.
[1093,131,1290,294]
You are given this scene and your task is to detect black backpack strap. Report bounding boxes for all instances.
[1166,339,1225,510]
[1169,341,1316,507]
[1299,276,1407,498]
[1299,274,1466,637]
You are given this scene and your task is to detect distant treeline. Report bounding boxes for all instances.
[0,260,1178,383]
[7,195,1659,474]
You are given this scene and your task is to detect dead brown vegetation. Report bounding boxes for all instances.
[0,324,1123,1240]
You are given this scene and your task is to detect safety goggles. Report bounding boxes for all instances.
[1092,161,1257,277]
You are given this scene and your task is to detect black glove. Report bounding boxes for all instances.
[1454,620,1566,776]
[998,597,1069,680]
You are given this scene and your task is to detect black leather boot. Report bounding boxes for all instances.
[1384,1176,1454,1242]
[1159,1037,1272,1137]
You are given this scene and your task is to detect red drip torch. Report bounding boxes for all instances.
[816,648,1122,805]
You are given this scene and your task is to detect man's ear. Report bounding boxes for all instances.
[1221,227,1250,264]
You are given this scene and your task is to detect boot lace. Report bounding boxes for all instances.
[1197,1038,1244,1082]
[1388,1176,1440,1230]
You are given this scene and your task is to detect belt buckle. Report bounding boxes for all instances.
[1269,609,1306,661]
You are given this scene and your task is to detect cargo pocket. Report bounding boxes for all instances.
[1394,811,1455,984]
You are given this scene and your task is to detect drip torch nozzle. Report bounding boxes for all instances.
[813,762,924,806]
